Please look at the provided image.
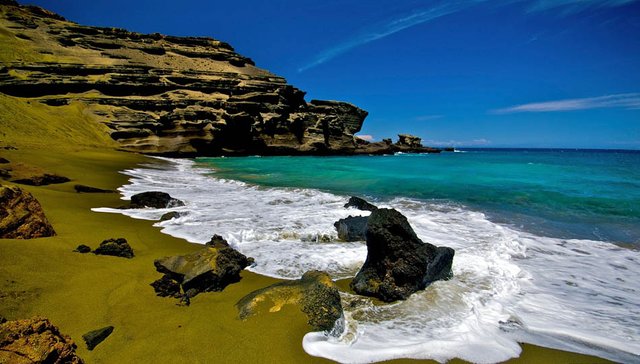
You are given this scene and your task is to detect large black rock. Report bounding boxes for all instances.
[350,208,454,302]
[334,215,368,241]
[153,246,253,301]
[130,191,184,208]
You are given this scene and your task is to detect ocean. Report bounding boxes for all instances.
[94,149,640,363]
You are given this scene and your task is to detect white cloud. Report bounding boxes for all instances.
[492,93,640,113]
[356,134,375,141]
[423,138,492,147]
[298,1,478,72]
[297,0,639,72]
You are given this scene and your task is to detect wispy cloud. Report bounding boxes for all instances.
[492,93,640,113]
[526,0,637,13]
[298,1,482,72]
[423,138,492,147]
[414,114,444,121]
[298,0,639,72]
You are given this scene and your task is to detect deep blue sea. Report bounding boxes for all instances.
[96,149,640,363]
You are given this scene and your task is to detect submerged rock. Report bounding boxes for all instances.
[153,246,253,301]
[12,174,70,186]
[82,326,114,351]
[0,317,84,364]
[236,270,343,331]
[351,208,454,302]
[159,211,181,221]
[130,191,184,208]
[0,185,56,239]
[334,215,368,242]
[344,196,378,211]
[93,238,134,258]
[74,184,115,193]
[0,157,9,164]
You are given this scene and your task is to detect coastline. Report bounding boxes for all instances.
[0,145,616,363]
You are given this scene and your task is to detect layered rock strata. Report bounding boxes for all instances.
[0,2,441,155]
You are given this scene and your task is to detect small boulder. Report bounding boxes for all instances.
[93,238,134,258]
[0,157,9,164]
[236,270,343,331]
[334,215,368,241]
[205,234,229,248]
[0,317,84,364]
[73,244,91,253]
[153,246,253,300]
[82,326,114,351]
[12,174,70,186]
[74,185,115,193]
[130,191,184,208]
[159,211,180,221]
[350,208,454,302]
[0,185,56,239]
[0,168,11,179]
[344,196,378,211]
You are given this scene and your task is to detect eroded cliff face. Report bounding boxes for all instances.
[0,1,370,155]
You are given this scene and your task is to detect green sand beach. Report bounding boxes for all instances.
[0,97,613,363]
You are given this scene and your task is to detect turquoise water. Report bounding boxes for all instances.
[97,151,640,362]
[199,149,640,244]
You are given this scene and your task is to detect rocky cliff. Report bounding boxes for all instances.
[0,1,439,155]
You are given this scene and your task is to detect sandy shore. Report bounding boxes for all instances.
[0,145,614,363]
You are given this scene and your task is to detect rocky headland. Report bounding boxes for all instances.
[0,0,440,156]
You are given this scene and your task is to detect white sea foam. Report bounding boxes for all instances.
[93,157,640,363]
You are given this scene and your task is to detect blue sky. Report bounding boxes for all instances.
[26,0,640,148]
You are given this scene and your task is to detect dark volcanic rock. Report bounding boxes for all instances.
[344,196,378,211]
[334,215,368,242]
[153,246,253,300]
[0,157,9,164]
[74,184,115,193]
[73,244,91,253]
[12,173,70,186]
[93,238,134,258]
[82,326,113,351]
[0,185,56,239]
[0,317,84,364]
[350,208,454,302]
[205,234,229,248]
[150,274,182,298]
[130,191,184,208]
[237,270,343,331]
[159,211,180,221]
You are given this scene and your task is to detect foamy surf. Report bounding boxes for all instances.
[93,157,640,363]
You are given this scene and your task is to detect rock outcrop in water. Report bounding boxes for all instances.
[351,208,455,302]
[0,2,442,155]
[236,270,343,331]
